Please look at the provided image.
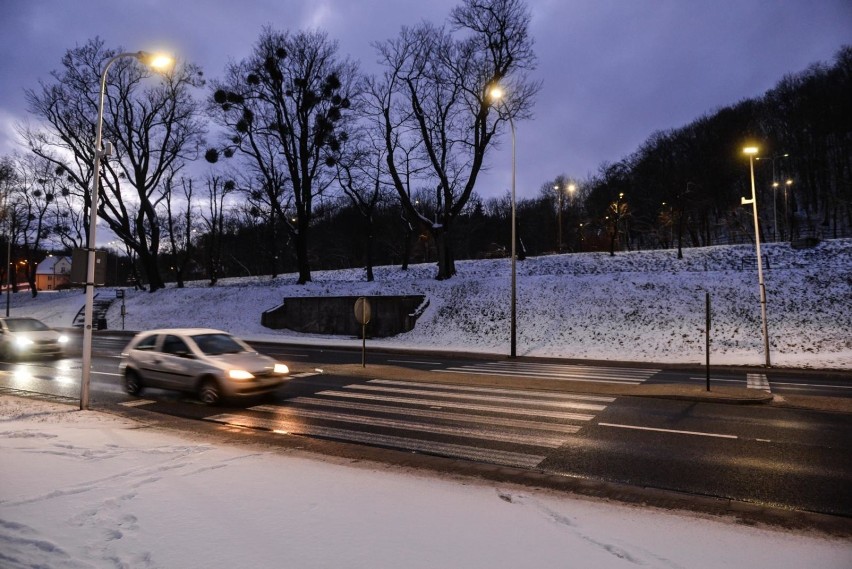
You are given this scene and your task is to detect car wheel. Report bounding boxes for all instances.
[199,379,221,406]
[124,370,144,395]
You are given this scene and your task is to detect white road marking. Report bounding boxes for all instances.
[598,422,738,439]
[340,384,609,411]
[367,378,615,402]
[314,390,599,420]
[254,399,588,431]
[205,413,546,469]
[386,359,442,365]
[119,399,156,407]
[747,373,771,392]
[249,406,574,446]
[435,362,657,385]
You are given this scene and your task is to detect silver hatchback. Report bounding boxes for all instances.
[119,328,289,405]
[0,317,69,360]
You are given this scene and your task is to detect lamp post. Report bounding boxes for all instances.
[783,178,793,240]
[553,184,562,252]
[741,146,771,367]
[756,153,790,242]
[554,182,576,252]
[80,50,172,410]
[553,183,574,252]
[489,85,517,358]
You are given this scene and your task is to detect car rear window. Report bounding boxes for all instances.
[191,333,246,355]
[133,334,158,351]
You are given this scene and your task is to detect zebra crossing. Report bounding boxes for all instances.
[434,361,659,385]
[204,378,616,469]
[747,373,771,392]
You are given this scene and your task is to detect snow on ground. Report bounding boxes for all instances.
[9,239,852,369]
[1,395,849,569]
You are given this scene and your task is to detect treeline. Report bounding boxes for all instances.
[0,0,848,293]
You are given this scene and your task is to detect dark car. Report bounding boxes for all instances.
[119,328,290,405]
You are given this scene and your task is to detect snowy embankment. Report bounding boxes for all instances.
[11,239,852,369]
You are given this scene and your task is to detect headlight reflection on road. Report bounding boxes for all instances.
[9,363,75,386]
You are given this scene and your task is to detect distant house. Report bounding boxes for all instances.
[35,256,72,291]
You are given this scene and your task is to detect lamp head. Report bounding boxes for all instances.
[743,146,759,156]
[136,51,174,71]
[488,85,504,102]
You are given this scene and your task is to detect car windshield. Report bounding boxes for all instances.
[191,333,248,355]
[5,318,50,332]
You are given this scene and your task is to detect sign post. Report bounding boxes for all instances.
[116,289,126,330]
[354,297,371,367]
[705,291,711,391]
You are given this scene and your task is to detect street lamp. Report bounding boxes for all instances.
[741,145,771,367]
[489,85,517,358]
[756,153,790,242]
[553,183,576,252]
[80,50,173,410]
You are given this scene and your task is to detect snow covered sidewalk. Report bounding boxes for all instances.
[1,395,849,568]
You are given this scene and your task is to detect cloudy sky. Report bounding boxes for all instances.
[0,0,849,200]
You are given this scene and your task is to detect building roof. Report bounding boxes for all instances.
[35,256,71,275]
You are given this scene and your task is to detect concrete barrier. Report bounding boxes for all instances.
[261,295,428,338]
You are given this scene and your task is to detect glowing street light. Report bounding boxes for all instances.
[741,145,771,367]
[489,85,518,358]
[553,182,577,253]
[756,153,791,241]
[80,50,173,410]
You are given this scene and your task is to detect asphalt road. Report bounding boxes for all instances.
[1,331,850,519]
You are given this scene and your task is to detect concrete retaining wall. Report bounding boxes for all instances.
[261,295,428,338]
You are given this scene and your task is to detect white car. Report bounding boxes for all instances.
[0,317,69,360]
[119,328,289,405]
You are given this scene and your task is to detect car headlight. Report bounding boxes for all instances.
[15,337,34,349]
[58,335,69,344]
[274,363,289,375]
[228,369,255,380]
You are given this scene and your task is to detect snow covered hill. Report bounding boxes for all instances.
[9,239,852,369]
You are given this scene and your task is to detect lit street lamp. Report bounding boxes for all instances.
[553,182,576,252]
[489,85,517,358]
[80,50,172,410]
[741,146,771,367]
[756,153,791,242]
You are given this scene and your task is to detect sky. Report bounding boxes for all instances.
[3,395,849,568]
[0,0,850,201]
[11,238,852,369]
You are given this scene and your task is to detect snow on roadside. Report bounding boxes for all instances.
[1,395,850,569]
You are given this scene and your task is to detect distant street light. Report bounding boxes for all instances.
[741,145,771,367]
[553,183,575,252]
[756,153,791,242]
[489,85,518,358]
[783,178,793,240]
[80,50,173,411]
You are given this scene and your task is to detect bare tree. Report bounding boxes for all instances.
[163,175,197,288]
[22,38,206,292]
[336,129,393,281]
[208,28,358,284]
[367,0,539,279]
[7,155,58,296]
[199,175,235,286]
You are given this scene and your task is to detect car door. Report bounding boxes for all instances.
[128,333,166,387]
[157,334,202,392]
